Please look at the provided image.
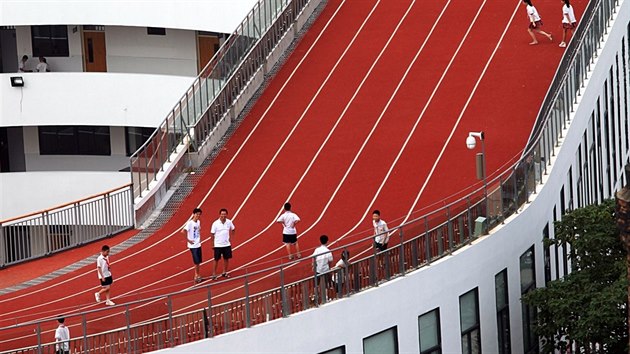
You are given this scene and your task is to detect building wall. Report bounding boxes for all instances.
[152,1,630,353]
[0,0,258,34]
[0,73,193,128]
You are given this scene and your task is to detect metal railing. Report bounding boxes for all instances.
[0,0,621,352]
[0,185,134,268]
[129,0,314,200]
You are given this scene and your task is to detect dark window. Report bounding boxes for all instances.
[460,288,481,354]
[31,25,69,57]
[520,247,538,354]
[495,270,511,354]
[126,127,156,156]
[39,126,110,155]
[419,308,442,354]
[621,38,629,151]
[543,224,551,285]
[553,206,560,280]
[147,27,166,35]
[319,346,345,354]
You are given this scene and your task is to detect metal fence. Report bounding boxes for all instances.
[0,0,621,351]
[0,185,134,268]
[129,0,314,200]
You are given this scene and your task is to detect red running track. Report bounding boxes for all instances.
[0,0,586,351]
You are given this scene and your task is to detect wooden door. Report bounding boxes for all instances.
[197,35,220,73]
[83,31,107,72]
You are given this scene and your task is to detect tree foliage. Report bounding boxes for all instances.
[522,199,628,353]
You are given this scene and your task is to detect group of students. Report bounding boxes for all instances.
[18,55,50,72]
[523,0,578,47]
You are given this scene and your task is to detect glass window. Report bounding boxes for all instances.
[520,246,538,353]
[319,346,345,354]
[495,270,511,354]
[38,126,110,156]
[31,25,69,57]
[147,27,166,35]
[543,224,551,285]
[363,327,398,354]
[126,127,156,156]
[460,288,481,354]
[419,308,442,354]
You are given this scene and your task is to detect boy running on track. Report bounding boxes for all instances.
[181,208,203,283]
[523,0,553,45]
[95,245,115,306]
[210,208,235,280]
[277,202,301,260]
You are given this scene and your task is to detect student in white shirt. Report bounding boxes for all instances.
[559,0,578,47]
[523,0,553,45]
[312,235,334,298]
[95,245,115,306]
[210,208,235,280]
[181,208,203,283]
[54,317,70,354]
[277,202,301,260]
[35,56,50,72]
[372,210,389,251]
[18,55,31,72]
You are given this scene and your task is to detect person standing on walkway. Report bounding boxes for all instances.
[372,210,389,251]
[54,317,70,354]
[277,202,301,260]
[559,0,577,47]
[210,208,235,280]
[523,0,553,45]
[182,208,203,283]
[95,245,115,306]
[312,234,333,295]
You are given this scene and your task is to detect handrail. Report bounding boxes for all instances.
[0,184,132,224]
[0,0,620,351]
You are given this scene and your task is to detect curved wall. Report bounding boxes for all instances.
[0,73,194,127]
[0,0,258,34]
[151,0,630,352]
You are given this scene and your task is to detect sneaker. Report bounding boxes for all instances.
[221,273,230,278]
[194,277,203,283]
[559,42,566,47]
[105,300,115,306]
[296,253,302,259]
[211,275,218,281]
[94,292,101,303]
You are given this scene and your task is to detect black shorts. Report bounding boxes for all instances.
[100,276,113,287]
[214,246,233,260]
[283,234,298,244]
[190,247,202,265]
[374,242,388,252]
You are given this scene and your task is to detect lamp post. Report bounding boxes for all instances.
[466,131,488,216]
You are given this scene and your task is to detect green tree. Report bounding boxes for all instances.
[522,199,628,353]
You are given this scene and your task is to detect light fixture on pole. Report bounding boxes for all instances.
[466,131,488,218]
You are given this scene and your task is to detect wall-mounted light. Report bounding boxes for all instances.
[10,76,24,87]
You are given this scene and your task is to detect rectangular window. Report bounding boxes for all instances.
[363,327,398,354]
[567,167,574,211]
[125,127,156,156]
[460,288,481,354]
[621,39,629,151]
[543,224,551,285]
[39,126,110,155]
[319,346,345,354]
[31,25,69,57]
[419,308,442,354]
[520,247,538,353]
[553,206,560,280]
[495,270,511,354]
[147,27,166,35]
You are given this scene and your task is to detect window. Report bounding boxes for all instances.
[126,127,156,156]
[495,270,511,354]
[460,288,481,354]
[553,206,560,280]
[31,25,69,57]
[520,247,538,354]
[319,346,345,354]
[543,224,551,285]
[147,27,166,35]
[39,126,110,155]
[363,327,398,354]
[419,308,442,354]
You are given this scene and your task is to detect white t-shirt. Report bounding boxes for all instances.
[277,211,300,235]
[211,218,235,247]
[527,5,541,22]
[96,254,111,279]
[36,62,48,72]
[312,245,333,274]
[562,4,576,23]
[184,219,201,248]
[18,61,25,72]
[55,324,70,351]
[373,219,389,244]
